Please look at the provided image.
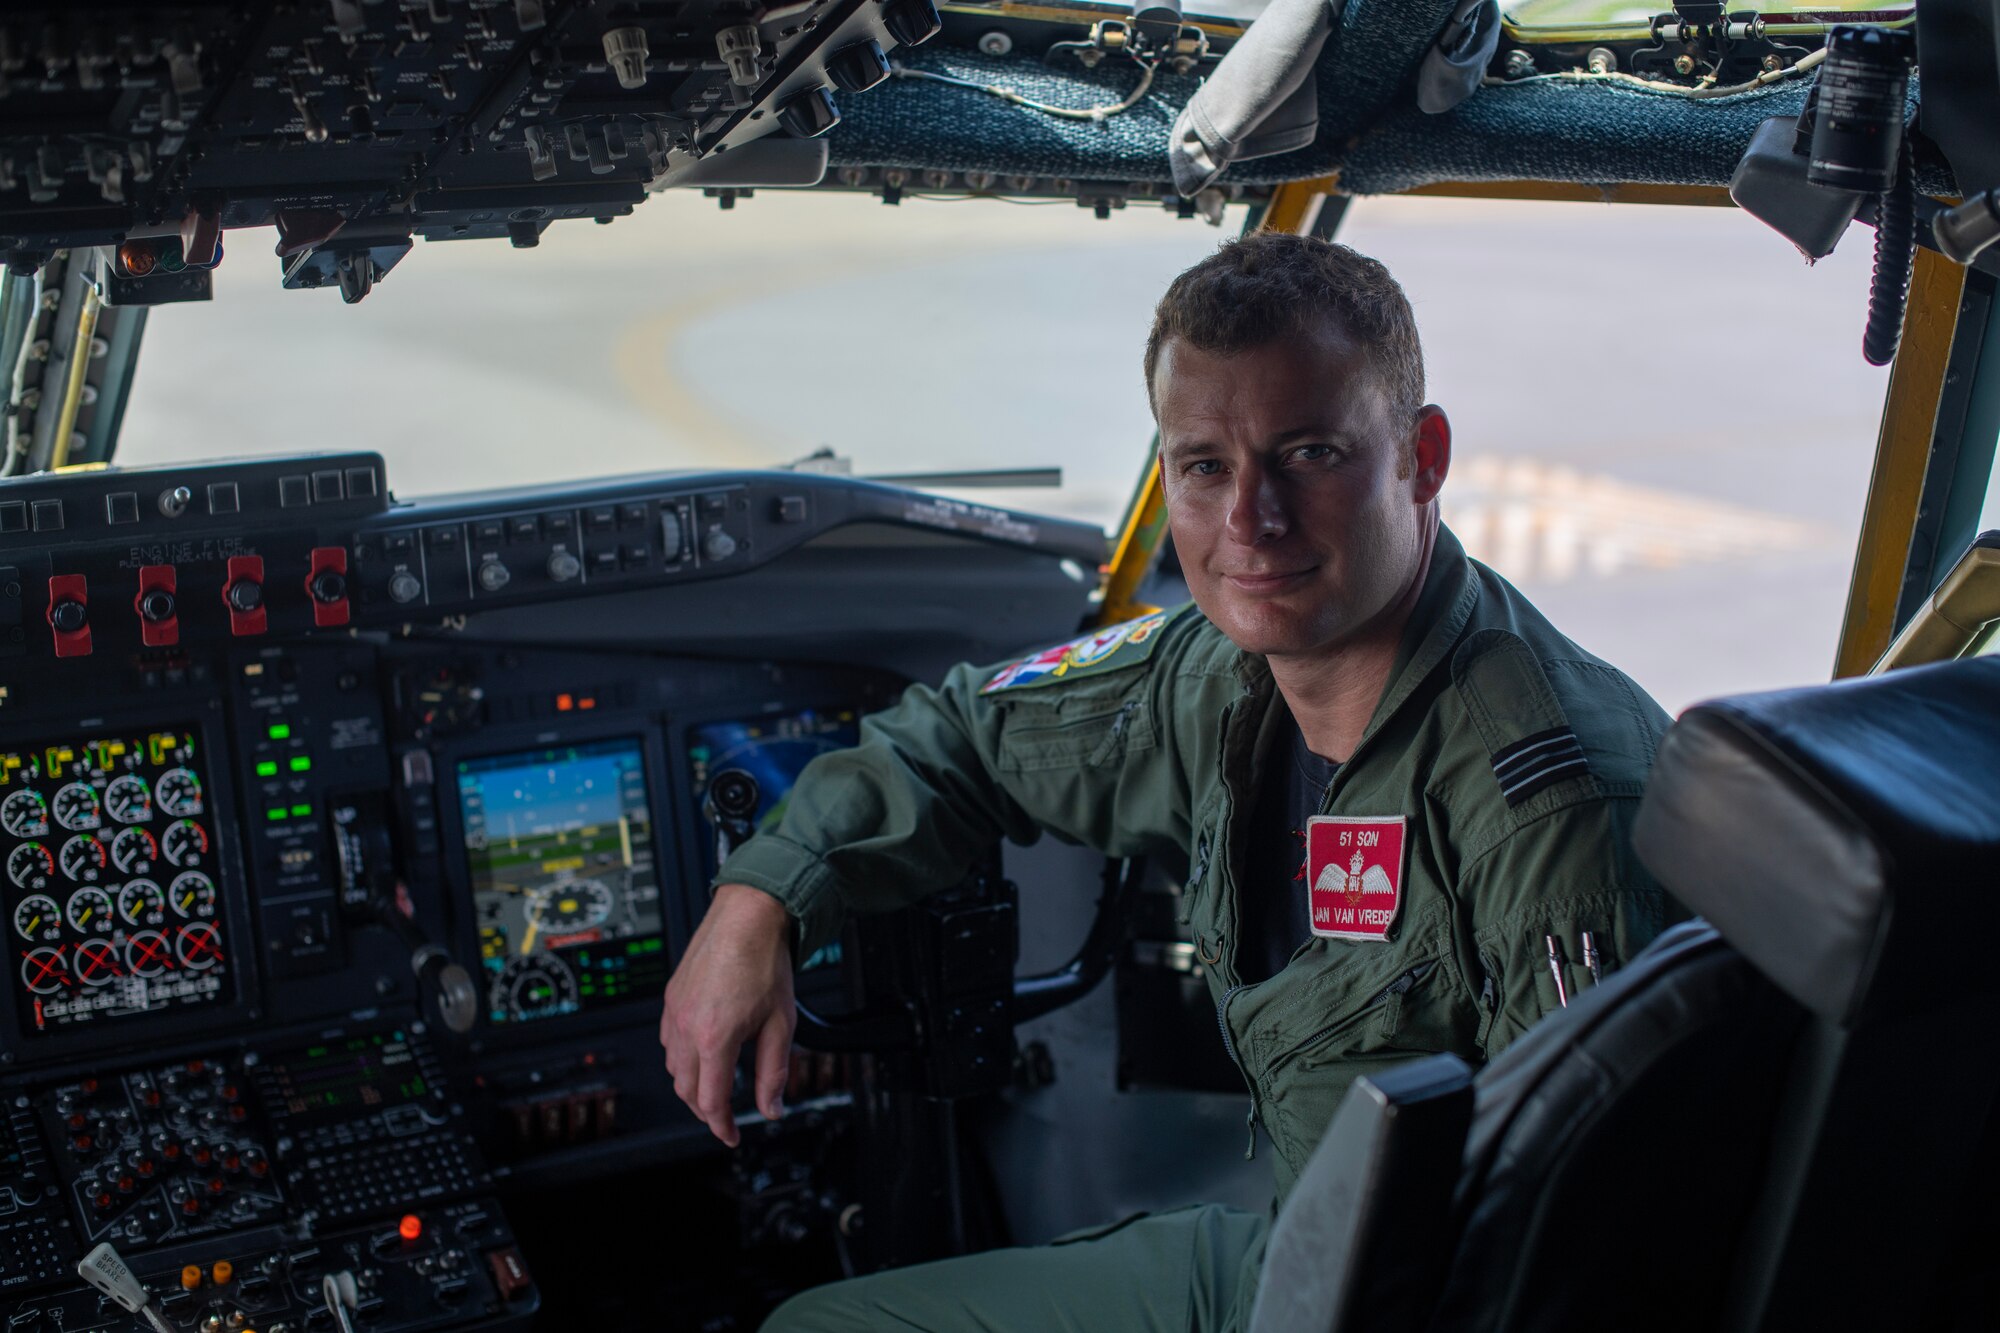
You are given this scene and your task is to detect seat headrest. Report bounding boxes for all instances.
[1633,656,2000,1026]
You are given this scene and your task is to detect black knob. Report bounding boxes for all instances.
[827,40,890,93]
[778,85,840,139]
[310,569,347,603]
[226,579,263,613]
[49,599,87,633]
[883,0,942,48]
[709,768,762,821]
[139,589,176,622]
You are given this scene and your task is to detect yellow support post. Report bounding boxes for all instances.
[1094,178,1337,627]
[1833,248,1969,677]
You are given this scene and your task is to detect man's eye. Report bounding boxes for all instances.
[1291,445,1333,463]
[1185,460,1222,477]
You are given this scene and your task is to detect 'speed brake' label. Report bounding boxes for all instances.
[1306,816,1405,941]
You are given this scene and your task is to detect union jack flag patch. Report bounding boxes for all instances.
[980,610,1171,694]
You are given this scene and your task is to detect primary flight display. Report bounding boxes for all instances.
[456,739,667,1026]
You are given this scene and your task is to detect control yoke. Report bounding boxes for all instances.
[704,769,1138,1055]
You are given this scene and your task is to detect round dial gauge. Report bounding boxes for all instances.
[161,820,209,868]
[169,872,216,920]
[110,827,158,875]
[73,938,119,987]
[65,887,113,935]
[2,789,50,838]
[124,930,170,978]
[492,954,578,1021]
[20,945,67,994]
[59,835,107,882]
[13,893,61,943]
[52,783,101,832]
[118,879,166,928]
[530,880,614,933]
[7,841,53,891]
[156,768,202,818]
[104,774,152,825]
[175,923,223,971]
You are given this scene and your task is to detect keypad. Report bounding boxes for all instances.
[294,1128,482,1225]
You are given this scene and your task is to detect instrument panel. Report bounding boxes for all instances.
[0,449,1096,1329]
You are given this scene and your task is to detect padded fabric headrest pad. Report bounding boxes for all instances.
[1633,656,2000,1026]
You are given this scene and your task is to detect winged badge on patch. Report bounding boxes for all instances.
[980,611,1170,694]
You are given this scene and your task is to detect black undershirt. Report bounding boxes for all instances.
[1239,713,1341,985]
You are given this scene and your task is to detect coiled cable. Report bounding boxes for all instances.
[1863,131,1915,367]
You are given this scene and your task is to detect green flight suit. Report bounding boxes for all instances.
[729,527,1673,1333]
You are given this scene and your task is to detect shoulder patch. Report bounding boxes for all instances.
[1453,629,1593,808]
[980,608,1178,694]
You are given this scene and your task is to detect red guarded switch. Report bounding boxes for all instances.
[222,555,266,636]
[306,546,350,627]
[134,565,179,646]
[47,574,91,657]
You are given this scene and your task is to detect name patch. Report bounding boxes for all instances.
[1306,816,1405,941]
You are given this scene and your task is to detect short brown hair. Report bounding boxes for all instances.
[1143,232,1425,429]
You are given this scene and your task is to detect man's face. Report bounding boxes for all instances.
[1153,327,1446,660]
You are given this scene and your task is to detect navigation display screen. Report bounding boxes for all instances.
[0,725,230,1037]
[689,709,860,971]
[264,1029,430,1129]
[457,739,666,1025]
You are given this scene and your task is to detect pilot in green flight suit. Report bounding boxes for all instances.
[658,232,1674,1332]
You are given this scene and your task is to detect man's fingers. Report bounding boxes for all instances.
[753,1008,791,1121]
[670,1043,698,1113]
[695,1041,740,1147]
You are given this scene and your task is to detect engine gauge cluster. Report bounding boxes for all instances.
[0,727,232,1037]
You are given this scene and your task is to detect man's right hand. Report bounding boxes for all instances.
[659,881,796,1148]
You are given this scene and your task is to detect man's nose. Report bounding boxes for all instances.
[1224,466,1288,546]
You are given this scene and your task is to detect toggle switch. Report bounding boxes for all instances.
[222,556,267,636]
[306,547,350,627]
[135,565,178,647]
[47,574,91,657]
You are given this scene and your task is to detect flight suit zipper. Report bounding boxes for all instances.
[1214,983,1259,1159]
[1086,699,1140,765]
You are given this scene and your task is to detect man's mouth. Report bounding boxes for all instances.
[1222,568,1316,593]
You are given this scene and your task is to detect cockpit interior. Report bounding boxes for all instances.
[0,0,1996,1329]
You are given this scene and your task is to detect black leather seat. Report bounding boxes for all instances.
[1249,656,2000,1333]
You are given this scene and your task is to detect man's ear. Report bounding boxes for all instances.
[1409,406,1451,505]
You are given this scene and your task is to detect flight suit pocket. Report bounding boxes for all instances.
[1256,955,1472,1183]
[996,693,1154,773]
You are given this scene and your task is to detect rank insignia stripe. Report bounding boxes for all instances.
[979,609,1176,694]
[1491,726,1591,806]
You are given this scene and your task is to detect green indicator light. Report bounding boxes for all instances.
[290,802,313,818]
[255,761,278,777]
[268,724,291,740]
[289,756,312,772]
[265,807,287,822]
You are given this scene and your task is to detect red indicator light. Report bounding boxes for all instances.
[399,1214,423,1241]
[578,696,596,710]
[555,693,573,712]
[116,241,157,277]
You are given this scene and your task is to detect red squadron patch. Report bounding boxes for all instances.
[1306,816,1405,941]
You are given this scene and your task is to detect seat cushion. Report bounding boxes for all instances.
[1633,656,2000,1025]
